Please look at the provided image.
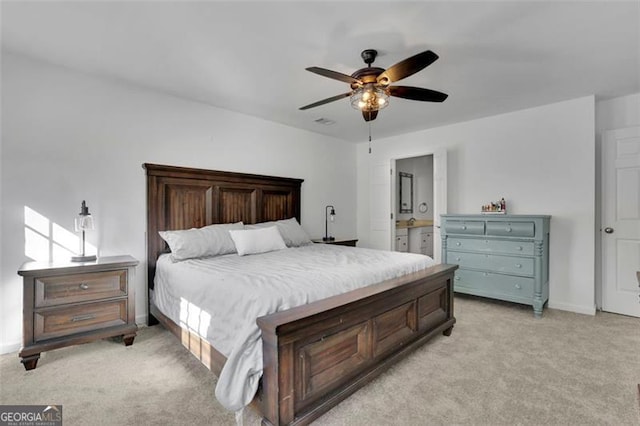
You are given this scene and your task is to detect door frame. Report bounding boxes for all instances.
[390,148,447,263]
[600,126,640,316]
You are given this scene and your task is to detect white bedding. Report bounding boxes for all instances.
[153,244,435,412]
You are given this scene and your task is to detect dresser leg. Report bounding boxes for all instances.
[122,334,136,346]
[21,354,40,370]
[533,299,545,318]
[443,326,454,336]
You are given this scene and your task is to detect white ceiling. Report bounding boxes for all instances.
[2,1,639,142]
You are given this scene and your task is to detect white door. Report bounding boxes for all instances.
[602,126,640,317]
[369,161,392,250]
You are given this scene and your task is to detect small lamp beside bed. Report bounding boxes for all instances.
[71,200,96,262]
[323,205,336,242]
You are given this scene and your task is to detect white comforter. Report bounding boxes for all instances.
[153,244,435,412]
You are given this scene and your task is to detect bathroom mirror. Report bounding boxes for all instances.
[399,172,413,214]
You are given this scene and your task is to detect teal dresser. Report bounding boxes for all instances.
[441,214,551,317]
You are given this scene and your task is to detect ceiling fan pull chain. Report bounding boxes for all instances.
[368,122,372,154]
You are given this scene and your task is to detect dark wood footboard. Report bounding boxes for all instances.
[257,263,457,426]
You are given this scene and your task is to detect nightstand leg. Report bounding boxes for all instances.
[21,354,40,370]
[442,326,454,336]
[123,334,136,346]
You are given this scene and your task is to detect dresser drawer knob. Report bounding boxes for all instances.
[515,284,522,290]
[71,314,96,322]
[517,246,523,251]
[506,227,512,232]
[79,283,90,290]
[455,242,461,246]
[456,257,461,261]
[455,276,460,280]
[462,225,467,230]
[515,264,522,268]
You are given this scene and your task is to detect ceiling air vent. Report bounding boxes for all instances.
[314,118,335,125]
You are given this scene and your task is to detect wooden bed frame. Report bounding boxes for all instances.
[144,163,457,425]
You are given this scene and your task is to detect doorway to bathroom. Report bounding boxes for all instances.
[390,150,447,262]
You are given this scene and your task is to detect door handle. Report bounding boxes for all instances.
[604,227,614,234]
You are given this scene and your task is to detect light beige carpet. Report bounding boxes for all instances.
[1,295,639,425]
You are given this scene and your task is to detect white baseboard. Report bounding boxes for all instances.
[136,313,148,326]
[1,341,21,355]
[548,301,596,316]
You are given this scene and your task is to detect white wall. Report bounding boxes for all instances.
[0,53,357,353]
[357,96,596,315]
[594,93,640,307]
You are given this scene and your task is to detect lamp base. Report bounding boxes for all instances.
[322,236,335,242]
[71,254,97,263]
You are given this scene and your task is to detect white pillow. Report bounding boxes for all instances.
[229,226,287,256]
[159,222,244,261]
[247,218,312,247]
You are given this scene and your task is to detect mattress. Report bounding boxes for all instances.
[153,244,435,412]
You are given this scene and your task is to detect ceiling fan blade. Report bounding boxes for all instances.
[306,67,362,85]
[362,110,378,122]
[389,86,448,102]
[377,50,439,84]
[299,92,352,110]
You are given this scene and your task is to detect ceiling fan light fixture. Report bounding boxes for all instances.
[350,84,389,112]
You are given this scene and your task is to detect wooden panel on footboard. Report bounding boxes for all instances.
[257,263,458,426]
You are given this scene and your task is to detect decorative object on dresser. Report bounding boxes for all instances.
[323,205,336,241]
[481,197,507,214]
[311,238,358,247]
[71,200,96,262]
[441,214,550,317]
[17,255,139,370]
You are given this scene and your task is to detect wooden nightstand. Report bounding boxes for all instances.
[312,238,358,247]
[17,255,139,370]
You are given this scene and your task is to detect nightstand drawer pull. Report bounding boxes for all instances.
[71,314,96,322]
[79,283,90,290]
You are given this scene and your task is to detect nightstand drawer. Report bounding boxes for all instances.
[447,238,534,255]
[34,299,128,342]
[35,270,127,308]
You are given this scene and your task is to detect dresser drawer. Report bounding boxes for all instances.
[447,238,534,255]
[486,221,535,237]
[454,269,534,300]
[448,251,534,276]
[35,270,128,308]
[444,220,485,235]
[34,299,128,342]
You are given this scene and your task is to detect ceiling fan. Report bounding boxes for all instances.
[299,49,448,122]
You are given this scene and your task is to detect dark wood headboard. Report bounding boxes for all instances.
[144,163,303,293]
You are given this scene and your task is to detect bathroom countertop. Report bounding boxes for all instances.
[395,219,434,229]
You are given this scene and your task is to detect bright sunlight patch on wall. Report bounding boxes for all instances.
[24,206,96,262]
